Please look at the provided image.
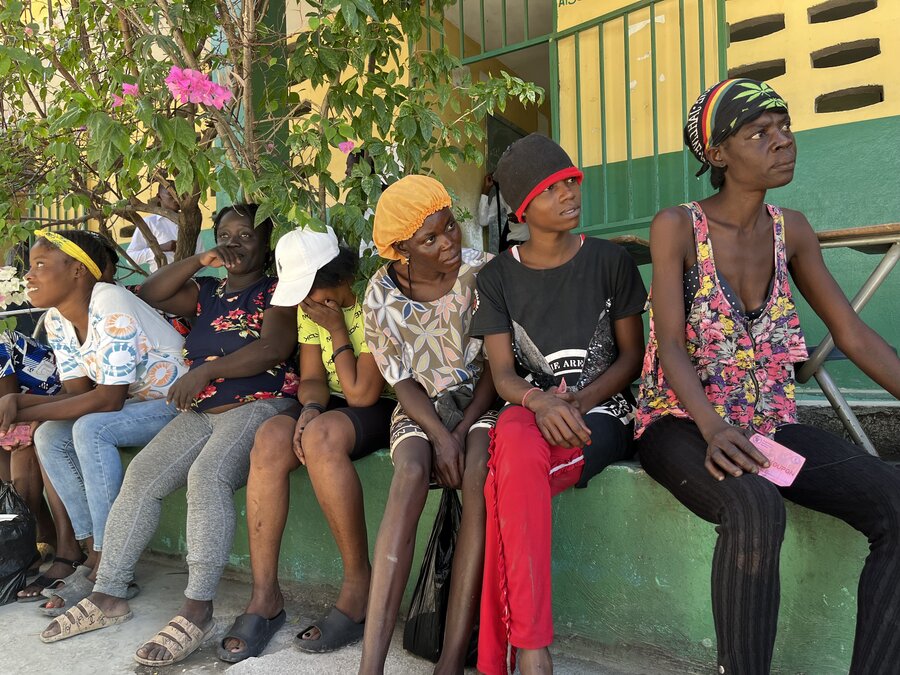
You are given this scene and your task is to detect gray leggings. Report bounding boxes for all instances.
[93,398,297,601]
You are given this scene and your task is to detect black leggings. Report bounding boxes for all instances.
[637,416,900,675]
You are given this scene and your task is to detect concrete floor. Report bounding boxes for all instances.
[0,555,667,675]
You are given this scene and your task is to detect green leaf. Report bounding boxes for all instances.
[396,114,416,139]
[352,0,378,19]
[172,117,197,149]
[254,201,276,227]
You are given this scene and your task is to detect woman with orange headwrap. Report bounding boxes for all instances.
[359,175,497,674]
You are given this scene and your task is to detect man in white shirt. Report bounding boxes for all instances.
[478,173,528,254]
[127,186,204,271]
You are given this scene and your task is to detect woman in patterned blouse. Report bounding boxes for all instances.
[360,175,498,674]
[635,78,900,674]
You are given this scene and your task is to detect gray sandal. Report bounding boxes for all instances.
[295,607,365,653]
[38,566,93,617]
[39,569,140,617]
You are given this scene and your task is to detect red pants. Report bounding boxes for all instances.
[477,406,585,675]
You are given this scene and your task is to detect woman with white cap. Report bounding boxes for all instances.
[219,224,395,662]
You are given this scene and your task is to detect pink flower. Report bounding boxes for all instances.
[122,83,140,97]
[24,27,33,36]
[112,94,125,108]
[338,140,356,154]
[265,141,275,153]
[164,66,233,110]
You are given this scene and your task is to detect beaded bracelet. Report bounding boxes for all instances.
[330,344,353,363]
[521,386,541,409]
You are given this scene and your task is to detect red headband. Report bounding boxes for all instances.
[515,166,584,220]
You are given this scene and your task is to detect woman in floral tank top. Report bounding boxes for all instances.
[636,79,900,674]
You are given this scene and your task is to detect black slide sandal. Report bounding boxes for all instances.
[296,606,365,653]
[217,609,287,663]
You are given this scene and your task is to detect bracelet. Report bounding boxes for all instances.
[302,402,326,414]
[521,386,541,409]
[330,344,353,363]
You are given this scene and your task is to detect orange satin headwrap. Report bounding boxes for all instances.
[373,175,452,260]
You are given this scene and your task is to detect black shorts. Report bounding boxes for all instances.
[283,395,396,460]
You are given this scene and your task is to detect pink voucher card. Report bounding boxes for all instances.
[750,433,806,487]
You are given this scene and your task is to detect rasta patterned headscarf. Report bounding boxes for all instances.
[684,78,788,176]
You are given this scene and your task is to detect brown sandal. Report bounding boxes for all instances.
[39,597,133,643]
[133,615,216,667]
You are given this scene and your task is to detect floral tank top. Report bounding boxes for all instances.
[634,202,808,438]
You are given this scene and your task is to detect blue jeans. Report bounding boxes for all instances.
[34,397,178,551]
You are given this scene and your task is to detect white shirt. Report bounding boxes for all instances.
[127,214,205,271]
[44,283,187,400]
[478,192,528,254]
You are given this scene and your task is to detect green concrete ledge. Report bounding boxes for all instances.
[124,450,868,673]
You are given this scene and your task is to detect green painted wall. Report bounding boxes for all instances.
[140,449,869,673]
[579,115,900,401]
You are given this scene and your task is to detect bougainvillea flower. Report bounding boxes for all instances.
[122,83,140,97]
[165,66,233,110]
[338,140,356,154]
[112,94,125,108]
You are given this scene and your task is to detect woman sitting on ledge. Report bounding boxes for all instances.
[0,230,186,613]
[360,175,497,674]
[220,226,395,662]
[39,204,298,669]
[635,78,900,674]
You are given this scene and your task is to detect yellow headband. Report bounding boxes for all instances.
[34,229,103,280]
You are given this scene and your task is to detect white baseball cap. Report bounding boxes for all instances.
[271,225,340,306]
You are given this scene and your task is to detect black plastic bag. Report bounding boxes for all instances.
[0,480,37,605]
[403,488,477,665]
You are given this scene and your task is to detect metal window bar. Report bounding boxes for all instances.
[524,0,529,40]
[501,0,507,48]
[599,25,608,224]
[679,0,690,198]
[459,0,465,58]
[623,13,634,221]
[425,0,432,51]
[574,31,586,223]
[698,0,706,91]
[552,0,724,235]
[480,0,486,54]
[650,2,660,214]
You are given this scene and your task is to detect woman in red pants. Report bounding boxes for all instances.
[471,134,647,674]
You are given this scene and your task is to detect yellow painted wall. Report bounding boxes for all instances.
[726,0,900,132]
[433,15,551,245]
[557,0,722,166]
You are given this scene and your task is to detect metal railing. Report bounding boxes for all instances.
[556,0,727,237]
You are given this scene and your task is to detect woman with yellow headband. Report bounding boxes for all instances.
[0,229,186,615]
[360,175,498,674]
